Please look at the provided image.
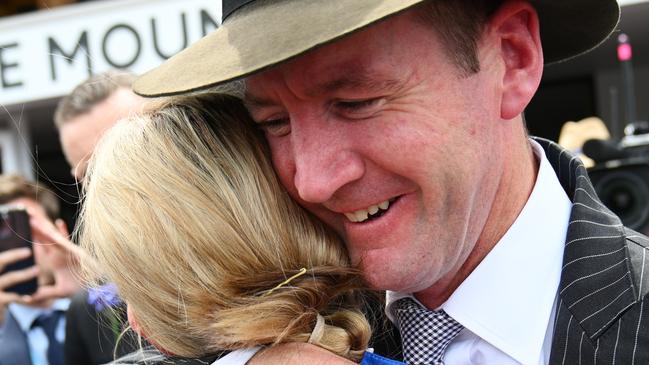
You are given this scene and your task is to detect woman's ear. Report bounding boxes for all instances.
[488,0,544,120]
[126,304,142,335]
[127,304,176,356]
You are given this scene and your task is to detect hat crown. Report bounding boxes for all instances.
[134,0,621,97]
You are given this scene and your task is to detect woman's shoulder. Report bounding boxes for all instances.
[242,344,406,365]
[211,348,262,365]
[246,343,356,365]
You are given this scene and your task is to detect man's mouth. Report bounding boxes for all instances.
[343,198,396,223]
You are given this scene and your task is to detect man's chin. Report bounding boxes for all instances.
[357,257,417,292]
[356,254,442,294]
[27,298,55,308]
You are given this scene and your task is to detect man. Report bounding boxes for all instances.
[134,1,648,364]
[53,70,146,365]
[55,70,145,181]
[0,174,79,365]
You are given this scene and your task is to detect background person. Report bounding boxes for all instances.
[78,93,398,365]
[49,70,147,365]
[0,174,80,365]
[54,70,146,181]
[133,0,649,364]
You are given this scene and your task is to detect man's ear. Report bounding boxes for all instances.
[489,0,544,120]
[54,219,69,237]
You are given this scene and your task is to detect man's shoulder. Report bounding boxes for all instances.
[550,224,649,364]
[0,309,30,365]
[621,226,649,300]
[67,289,91,313]
[0,309,16,333]
[622,227,649,249]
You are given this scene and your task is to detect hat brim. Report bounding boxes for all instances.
[535,0,620,65]
[133,0,620,97]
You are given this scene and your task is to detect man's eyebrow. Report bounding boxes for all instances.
[243,72,403,113]
[243,94,276,112]
[312,72,403,96]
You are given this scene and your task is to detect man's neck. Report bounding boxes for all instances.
[415,126,539,309]
[27,299,56,309]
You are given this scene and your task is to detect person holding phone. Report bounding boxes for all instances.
[78,93,401,365]
[51,70,148,365]
[0,174,81,365]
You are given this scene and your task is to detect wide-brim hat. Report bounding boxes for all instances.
[133,0,620,97]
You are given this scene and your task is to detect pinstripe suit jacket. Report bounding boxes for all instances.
[535,138,649,365]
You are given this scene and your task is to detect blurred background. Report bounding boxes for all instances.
[0,0,83,15]
[0,0,647,231]
[0,0,219,228]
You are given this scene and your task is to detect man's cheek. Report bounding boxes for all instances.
[270,149,297,190]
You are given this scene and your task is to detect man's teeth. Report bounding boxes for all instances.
[344,200,391,223]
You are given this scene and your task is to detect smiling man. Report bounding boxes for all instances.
[133,1,649,364]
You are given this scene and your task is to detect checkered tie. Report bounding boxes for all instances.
[394,298,463,365]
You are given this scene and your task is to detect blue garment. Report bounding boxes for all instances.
[360,351,406,365]
[0,310,31,365]
[33,311,65,365]
[7,299,70,365]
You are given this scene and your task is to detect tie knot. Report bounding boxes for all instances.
[32,310,64,340]
[394,298,463,365]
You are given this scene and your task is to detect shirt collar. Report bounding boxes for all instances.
[387,139,572,365]
[8,298,70,332]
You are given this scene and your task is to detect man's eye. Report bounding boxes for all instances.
[336,98,385,117]
[258,119,291,137]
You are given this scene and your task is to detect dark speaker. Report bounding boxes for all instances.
[589,161,649,234]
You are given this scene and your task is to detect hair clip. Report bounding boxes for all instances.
[263,268,308,297]
[308,313,325,344]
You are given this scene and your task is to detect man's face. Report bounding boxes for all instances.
[59,88,145,180]
[246,11,509,293]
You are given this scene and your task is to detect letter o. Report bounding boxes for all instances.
[102,24,142,68]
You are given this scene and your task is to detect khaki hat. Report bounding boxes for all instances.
[133,0,620,97]
[558,117,611,168]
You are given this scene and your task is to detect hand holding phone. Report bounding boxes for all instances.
[0,207,38,297]
[0,248,39,310]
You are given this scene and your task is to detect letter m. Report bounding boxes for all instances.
[48,32,92,81]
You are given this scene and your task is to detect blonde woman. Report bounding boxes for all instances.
[78,93,401,365]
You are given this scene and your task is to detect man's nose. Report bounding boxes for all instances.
[291,119,364,204]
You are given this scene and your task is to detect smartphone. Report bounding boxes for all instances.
[0,206,37,295]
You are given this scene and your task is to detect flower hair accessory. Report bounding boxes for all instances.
[87,283,123,340]
[87,282,122,311]
[262,268,307,297]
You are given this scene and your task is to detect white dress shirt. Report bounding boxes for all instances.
[8,298,71,365]
[386,140,573,365]
[211,347,261,365]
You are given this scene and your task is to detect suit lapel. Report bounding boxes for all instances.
[0,311,33,365]
[535,138,637,341]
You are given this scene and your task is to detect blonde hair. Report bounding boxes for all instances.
[78,93,371,361]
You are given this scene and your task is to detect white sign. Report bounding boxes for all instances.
[0,0,221,107]
[619,0,649,5]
